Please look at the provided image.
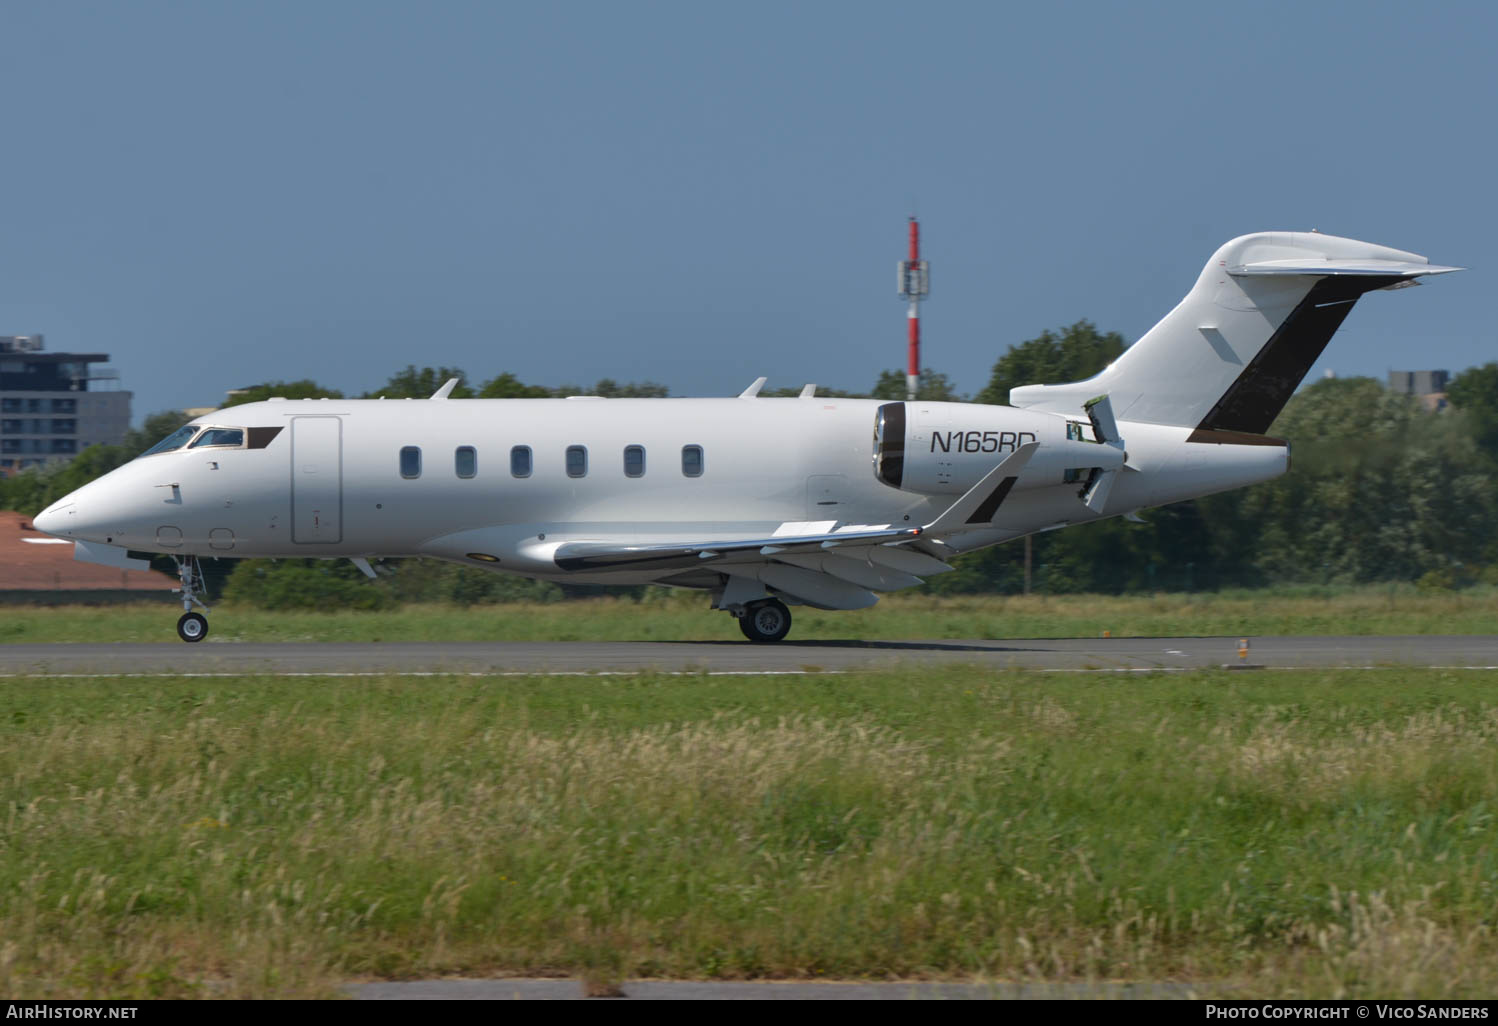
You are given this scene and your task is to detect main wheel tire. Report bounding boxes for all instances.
[738,599,792,643]
[177,612,209,643]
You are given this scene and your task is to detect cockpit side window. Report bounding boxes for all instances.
[189,427,245,449]
[141,425,200,456]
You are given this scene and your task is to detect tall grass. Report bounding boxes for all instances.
[5,585,1498,643]
[2,668,1496,997]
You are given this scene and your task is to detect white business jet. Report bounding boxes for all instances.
[33,231,1459,643]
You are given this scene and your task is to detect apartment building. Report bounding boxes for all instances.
[0,335,131,477]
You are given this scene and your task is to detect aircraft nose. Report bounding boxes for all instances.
[32,502,73,537]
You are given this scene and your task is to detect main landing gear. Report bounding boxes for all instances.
[738,599,792,643]
[173,555,211,643]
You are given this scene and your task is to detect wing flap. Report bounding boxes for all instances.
[754,565,879,610]
[553,445,1038,575]
[552,525,921,572]
[863,544,953,576]
[771,552,924,592]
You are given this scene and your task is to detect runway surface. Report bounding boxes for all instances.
[1,635,1495,675]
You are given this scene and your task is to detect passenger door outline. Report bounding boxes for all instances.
[291,416,343,544]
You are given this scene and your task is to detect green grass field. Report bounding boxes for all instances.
[4,586,1498,644]
[3,666,1497,998]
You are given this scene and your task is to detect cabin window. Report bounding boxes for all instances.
[623,444,645,478]
[510,445,532,478]
[455,446,477,478]
[400,446,422,479]
[189,427,244,449]
[682,444,704,477]
[566,445,588,478]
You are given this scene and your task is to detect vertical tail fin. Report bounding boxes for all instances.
[1009,232,1461,432]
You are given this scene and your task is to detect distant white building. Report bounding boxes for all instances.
[0,335,132,477]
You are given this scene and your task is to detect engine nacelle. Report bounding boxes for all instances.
[873,401,1125,496]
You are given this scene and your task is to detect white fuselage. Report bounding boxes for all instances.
[31,229,1455,638]
[35,395,1285,588]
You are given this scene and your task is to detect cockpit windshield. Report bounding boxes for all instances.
[140,425,200,456]
[189,428,244,448]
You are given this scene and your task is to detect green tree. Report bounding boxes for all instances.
[367,366,474,399]
[222,559,397,611]
[975,320,1126,407]
[590,378,668,398]
[221,380,345,406]
[1227,377,1497,583]
[377,558,562,604]
[1446,363,1498,454]
[552,379,670,398]
[870,368,961,401]
[477,372,553,398]
[763,384,863,398]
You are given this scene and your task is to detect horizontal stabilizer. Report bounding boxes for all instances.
[1009,231,1461,434]
[1228,259,1463,278]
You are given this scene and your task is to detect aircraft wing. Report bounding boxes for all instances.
[552,524,924,573]
[550,444,1038,608]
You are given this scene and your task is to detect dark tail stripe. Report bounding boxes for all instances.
[1185,428,1289,446]
[1196,275,1403,434]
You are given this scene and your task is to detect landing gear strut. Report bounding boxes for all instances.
[738,599,792,643]
[173,556,210,643]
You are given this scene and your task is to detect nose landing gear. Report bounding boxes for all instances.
[173,556,211,643]
[177,611,208,643]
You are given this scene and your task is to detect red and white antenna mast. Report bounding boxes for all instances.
[897,216,929,401]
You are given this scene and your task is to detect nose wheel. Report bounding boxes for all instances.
[177,612,209,643]
[172,556,211,643]
[738,599,792,643]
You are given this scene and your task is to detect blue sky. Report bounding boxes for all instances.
[2,1,1492,421]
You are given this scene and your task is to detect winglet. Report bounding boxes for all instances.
[430,378,460,400]
[739,376,768,399]
[798,383,817,399]
[924,443,1038,536]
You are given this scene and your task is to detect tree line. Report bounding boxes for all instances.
[5,332,1497,601]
